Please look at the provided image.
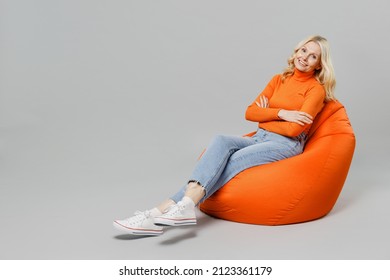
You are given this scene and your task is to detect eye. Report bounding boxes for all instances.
[312,55,317,60]
[301,48,306,53]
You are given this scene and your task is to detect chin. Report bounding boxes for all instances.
[294,65,306,72]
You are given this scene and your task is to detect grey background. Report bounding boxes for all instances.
[1,0,389,259]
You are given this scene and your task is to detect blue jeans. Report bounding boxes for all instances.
[170,128,307,204]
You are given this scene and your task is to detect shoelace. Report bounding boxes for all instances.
[177,201,186,211]
[163,202,185,217]
[126,210,151,225]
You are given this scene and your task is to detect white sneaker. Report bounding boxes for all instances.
[154,200,197,226]
[113,210,163,236]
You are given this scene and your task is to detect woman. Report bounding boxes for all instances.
[113,35,336,236]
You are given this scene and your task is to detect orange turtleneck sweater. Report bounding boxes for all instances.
[245,70,326,137]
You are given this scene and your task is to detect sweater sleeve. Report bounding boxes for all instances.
[259,84,326,137]
[245,75,282,122]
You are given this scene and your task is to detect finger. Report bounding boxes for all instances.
[263,96,269,107]
[305,114,313,120]
[260,96,265,107]
[294,119,305,126]
[300,116,312,124]
[301,112,313,120]
[255,101,261,107]
[304,117,313,124]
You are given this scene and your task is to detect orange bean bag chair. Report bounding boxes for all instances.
[200,100,355,225]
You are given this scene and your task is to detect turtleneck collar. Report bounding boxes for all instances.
[292,69,315,82]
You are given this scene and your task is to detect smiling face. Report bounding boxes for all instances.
[294,41,322,73]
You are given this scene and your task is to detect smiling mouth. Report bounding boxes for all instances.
[297,59,307,67]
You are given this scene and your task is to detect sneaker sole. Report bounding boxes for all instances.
[113,221,163,236]
[153,217,197,227]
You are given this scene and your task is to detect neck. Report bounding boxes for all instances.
[293,68,315,81]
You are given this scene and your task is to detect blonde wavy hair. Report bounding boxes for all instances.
[282,35,336,101]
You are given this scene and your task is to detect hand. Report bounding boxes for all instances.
[277,109,313,126]
[255,95,269,108]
